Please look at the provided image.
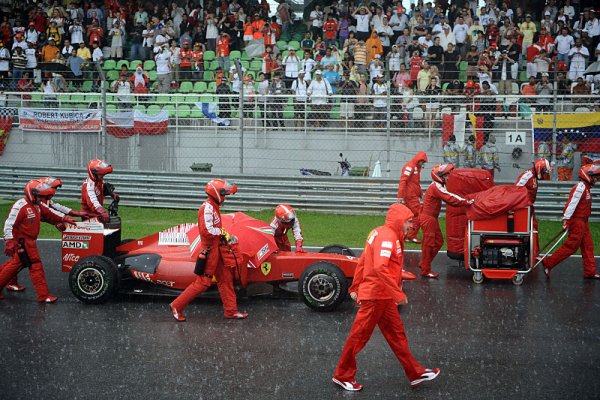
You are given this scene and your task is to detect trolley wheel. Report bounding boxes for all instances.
[512,274,524,286]
[473,272,484,284]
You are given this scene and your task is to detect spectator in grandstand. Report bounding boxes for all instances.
[353,6,372,41]
[354,73,370,121]
[323,13,338,49]
[111,74,131,109]
[368,54,384,83]
[216,32,231,72]
[282,47,300,87]
[301,50,316,81]
[291,70,308,127]
[568,39,590,80]
[534,49,552,79]
[130,65,149,94]
[142,22,155,61]
[61,39,74,58]
[377,16,394,56]
[338,70,357,125]
[41,38,61,67]
[423,76,440,129]
[307,69,333,128]
[129,21,145,62]
[155,46,172,94]
[108,20,125,60]
[268,71,285,129]
[310,4,324,40]
[69,18,85,45]
[353,39,368,73]
[465,45,479,79]
[323,64,340,94]
[66,49,84,87]
[205,14,219,52]
[426,36,443,70]
[536,72,554,112]
[344,31,358,58]
[321,47,340,71]
[520,14,537,53]
[24,41,38,72]
[86,19,104,47]
[390,7,409,44]
[366,30,384,64]
[442,43,460,82]
[24,22,39,45]
[387,44,402,77]
[416,61,432,93]
[301,31,315,53]
[494,49,516,95]
[0,40,9,82]
[371,74,387,128]
[77,41,91,62]
[11,46,26,90]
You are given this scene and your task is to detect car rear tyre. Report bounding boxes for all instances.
[69,255,120,304]
[299,262,348,311]
[318,244,356,257]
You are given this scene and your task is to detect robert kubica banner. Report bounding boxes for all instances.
[19,108,102,132]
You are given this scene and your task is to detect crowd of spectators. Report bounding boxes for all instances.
[0,0,599,120]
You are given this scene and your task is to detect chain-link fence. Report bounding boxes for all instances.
[0,90,598,180]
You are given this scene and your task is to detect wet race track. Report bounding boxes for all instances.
[0,241,599,400]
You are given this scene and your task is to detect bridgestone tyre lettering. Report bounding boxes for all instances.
[299,261,348,312]
[69,255,120,304]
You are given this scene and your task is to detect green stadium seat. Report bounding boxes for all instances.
[163,104,176,117]
[107,70,119,81]
[178,104,191,118]
[229,50,241,60]
[200,95,215,103]
[102,60,116,70]
[106,104,117,113]
[186,95,200,104]
[193,81,207,93]
[276,40,287,50]
[129,60,143,70]
[116,60,129,70]
[287,40,300,51]
[207,82,217,93]
[133,104,146,112]
[81,80,93,92]
[207,60,219,71]
[156,95,170,105]
[179,81,193,94]
[519,70,528,82]
[204,50,215,61]
[85,94,101,103]
[240,60,249,70]
[147,105,161,115]
[191,108,204,118]
[148,70,157,81]
[143,60,156,71]
[203,71,215,81]
[250,59,262,71]
[70,94,85,103]
[241,51,250,61]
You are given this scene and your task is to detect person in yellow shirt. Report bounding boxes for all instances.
[519,14,537,53]
[76,41,91,62]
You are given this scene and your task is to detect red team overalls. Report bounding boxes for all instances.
[397,152,427,242]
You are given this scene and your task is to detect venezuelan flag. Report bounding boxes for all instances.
[532,112,600,154]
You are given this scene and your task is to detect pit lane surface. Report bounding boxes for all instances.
[0,242,598,400]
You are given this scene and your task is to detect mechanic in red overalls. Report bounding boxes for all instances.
[0,180,75,302]
[5,176,92,293]
[271,204,305,252]
[332,203,440,391]
[169,179,248,321]
[81,159,120,223]
[419,164,473,278]
[515,159,552,257]
[540,164,600,280]
[397,152,427,243]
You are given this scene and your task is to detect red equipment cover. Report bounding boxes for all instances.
[445,169,494,256]
[466,185,532,221]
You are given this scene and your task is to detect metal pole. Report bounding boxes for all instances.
[234,59,244,174]
[386,83,391,178]
[98,63,107,159]
[551,58,558,180]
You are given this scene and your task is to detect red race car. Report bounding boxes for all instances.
[61,210,416,311]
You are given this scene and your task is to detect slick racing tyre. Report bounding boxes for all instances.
[318,244,356,257]
[299,262,348,312]
[69,255,120,304]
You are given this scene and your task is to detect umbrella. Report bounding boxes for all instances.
[584,61,600,75]
[186,212,278,269]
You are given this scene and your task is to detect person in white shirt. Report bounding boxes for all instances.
[562,0,575,20]
[309,5,324,40]
[371,74,387,128]
[568,39,589,81]
[155,47,172,93]
[389,9,408,43]
[111,75,131,109]
[301,51,316,82]
[370,6,385,32]
[282,48,300,87]
[307,70,332,127]
[142,22,155,61]
[377,16,394,53]
[69,19,84,44]
[555,28,574,64]
[109,21,125,60]
[24,41,37,69]
[256,72,270,126]
[437,24,456,51]
[24,24,38,45]
[61,39,75,58]
[291,71,308,127]
[353,6,372,41]
[91,41,103,63]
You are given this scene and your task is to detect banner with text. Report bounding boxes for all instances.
[19,109,102,132]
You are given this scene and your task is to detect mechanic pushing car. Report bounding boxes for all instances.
[271,204,305,253]
[539,164,600,280]
[169,179,248,321]
[419,164,473,278]
[0,180,76,302]
[515,159,552,256]
[81,159,120,223]
[332,203,440,391]
[397,151,427,243]
[4,176,91,293]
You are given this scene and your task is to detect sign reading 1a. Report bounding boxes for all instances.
[506,132,526,145]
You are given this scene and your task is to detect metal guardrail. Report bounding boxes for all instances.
[0,165,597,221]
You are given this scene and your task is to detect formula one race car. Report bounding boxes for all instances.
[61,208,416,311]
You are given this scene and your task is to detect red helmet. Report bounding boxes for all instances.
[24,179,55,204]
[40,176,63,189]
[87,159,113,181]
[579,164,600,186]
[466,80,474,88]
[205,179,238,204]
[431,163,455,184]
[275,204,296,225]
[534,158,552,180]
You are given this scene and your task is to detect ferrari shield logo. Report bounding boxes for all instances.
[261,262,271,276]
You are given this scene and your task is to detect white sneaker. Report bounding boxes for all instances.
[410,368,440,387]
[332,377,363,391]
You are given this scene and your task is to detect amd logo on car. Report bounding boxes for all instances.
[62,241,89,249]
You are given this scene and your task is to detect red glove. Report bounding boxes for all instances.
[295,240,305,253]
[4,239,17,257]
[55,222,66,232]
[96,207,110,223]
[69,210,92,219]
